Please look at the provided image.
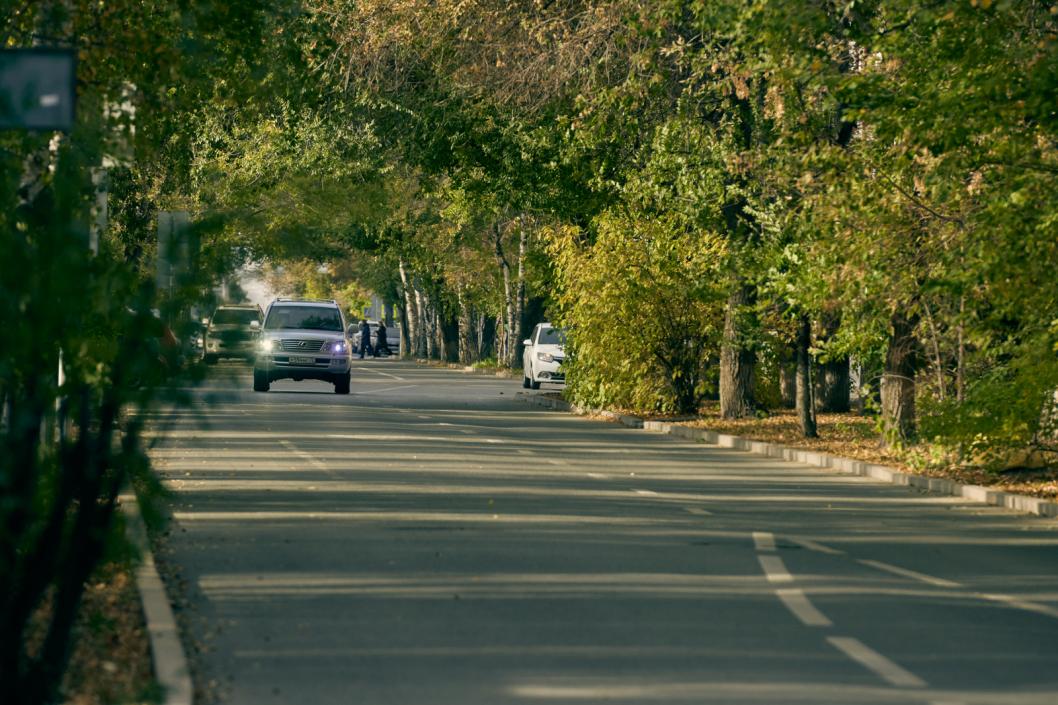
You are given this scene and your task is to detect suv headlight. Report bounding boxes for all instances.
[258,339,276,353]
[537,352,555,363]
[327,340,348,354]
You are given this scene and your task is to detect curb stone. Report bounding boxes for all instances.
[414,358,515,379]
[121,495,193,705]
[519,394,1058,519]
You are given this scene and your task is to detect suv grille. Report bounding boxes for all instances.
[279,339,325,352]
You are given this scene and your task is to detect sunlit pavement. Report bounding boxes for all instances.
[149,360,1058,705]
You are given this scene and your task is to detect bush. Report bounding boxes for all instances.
[549,211,726,414]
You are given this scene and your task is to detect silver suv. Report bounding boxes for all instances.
[253,298,352,394]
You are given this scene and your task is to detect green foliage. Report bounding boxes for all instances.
[920,334,1058,466]
[550,207,726,414]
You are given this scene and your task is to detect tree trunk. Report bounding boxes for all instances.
[492,223,516,368]
[796,315,818,437]
[422,292,436,359]
[922,300,946,401]
[814,313,850,412]
[434,305,445,360]
[881,309,920,447]
[457,290,476,364]
[779,355,796,409]
[818,357,851,412]
[720,282,756,418]
[441,311,459,362]
[397,260,417,358]
[956,296,965,402]
[479,314,493,360]
[514,219,528,366]
[413,286,428,357]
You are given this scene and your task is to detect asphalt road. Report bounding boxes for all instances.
[150,360,1058,705]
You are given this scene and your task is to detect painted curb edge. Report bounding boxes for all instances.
[517,393,1058,519]
[121,495,193,705]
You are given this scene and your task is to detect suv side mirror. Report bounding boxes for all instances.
[250,320,260,329]
[523,339,532,346]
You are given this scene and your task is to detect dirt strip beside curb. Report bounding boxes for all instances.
[518,393,1058,519]
[121,495,193,705]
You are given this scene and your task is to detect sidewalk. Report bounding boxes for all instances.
[518,391,1058,519]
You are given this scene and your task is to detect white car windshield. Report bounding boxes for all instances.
[265,306,343,331]
[538,328,566,345]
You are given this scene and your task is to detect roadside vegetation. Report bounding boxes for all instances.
[190,0,1057,467]
[2,1,1057,701]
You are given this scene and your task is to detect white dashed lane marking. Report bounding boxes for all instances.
[752,531,776,552]
[776,589,832,627]
[826,637,927,688]
[757,555,794,584]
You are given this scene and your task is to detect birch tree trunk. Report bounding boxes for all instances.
[457,290,476,364]
[421,290,435,359]
[796,315,818,438]
[398,260,417,358]
[413,285,428,358]
[956,296,966,402]
[493,222,516,368]
[514,218,528,363]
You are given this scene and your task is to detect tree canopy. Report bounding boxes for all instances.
[3,2,1057,698]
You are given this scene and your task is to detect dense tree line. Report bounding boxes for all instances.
[205,0,1057,460]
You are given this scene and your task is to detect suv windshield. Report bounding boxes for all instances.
[265,305,343,332]
[538,327,566,345]
[212,308,260,325]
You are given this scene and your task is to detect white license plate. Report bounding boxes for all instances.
[289,355,316,365]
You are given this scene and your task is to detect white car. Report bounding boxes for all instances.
[522,323,566,389]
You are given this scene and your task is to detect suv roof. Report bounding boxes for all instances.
[271,298,337,306]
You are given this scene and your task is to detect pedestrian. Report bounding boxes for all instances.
[358,319,372,359]
[375,321,388,357]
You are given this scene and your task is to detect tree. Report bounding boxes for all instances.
[1,2,312,701]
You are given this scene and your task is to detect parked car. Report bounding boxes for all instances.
[253,298,351,394]
[522,323,566,389]
[202,304,262,363]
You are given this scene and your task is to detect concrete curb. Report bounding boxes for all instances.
[414,358,515,379]
[518,393,642,429]
[518,394,1058,519]
[121,495,193,705]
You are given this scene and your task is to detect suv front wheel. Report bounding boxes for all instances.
[334,372,350,395]
[253,368,270,392]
